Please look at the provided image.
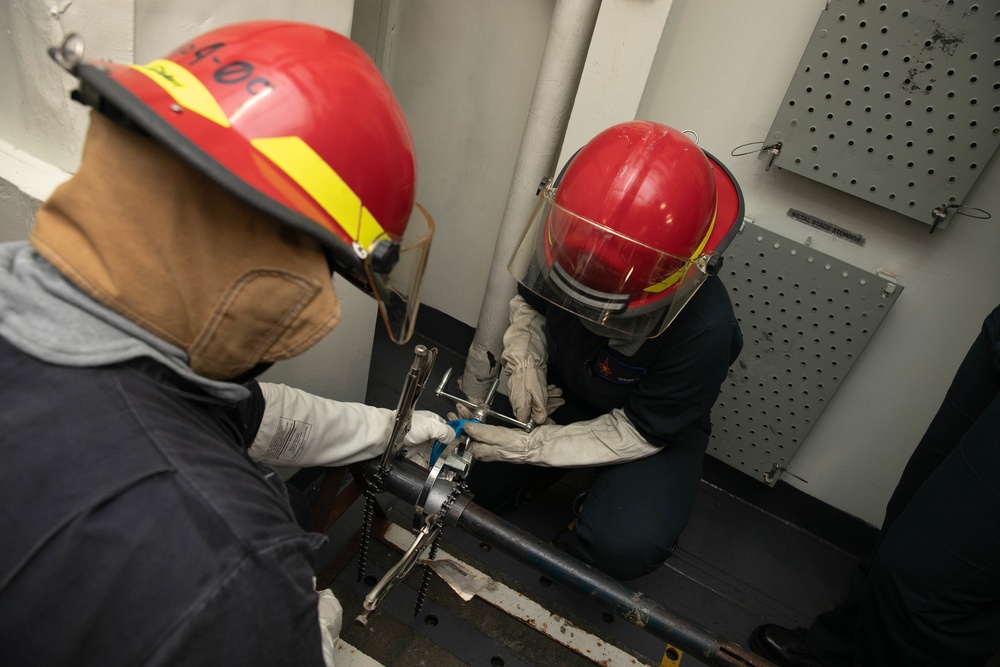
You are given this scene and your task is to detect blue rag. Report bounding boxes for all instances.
[429,418,476,466]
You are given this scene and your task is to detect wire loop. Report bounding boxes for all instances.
[932,204,991,220]
[732,141,782,156]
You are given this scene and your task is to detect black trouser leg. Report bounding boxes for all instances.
[808,306,1000,666]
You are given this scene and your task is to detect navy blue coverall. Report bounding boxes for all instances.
[468,276,743,580]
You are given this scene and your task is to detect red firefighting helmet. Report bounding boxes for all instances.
[49,21,430,344]
[509,121,744,338]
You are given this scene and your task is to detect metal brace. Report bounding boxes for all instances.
[355,360,532,623]
[357,345,437,585]
[356,513,443,626]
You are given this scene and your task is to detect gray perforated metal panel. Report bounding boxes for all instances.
[709,225,903,485]
[761,0,1000,227]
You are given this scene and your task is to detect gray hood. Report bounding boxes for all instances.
[0,242,248,402]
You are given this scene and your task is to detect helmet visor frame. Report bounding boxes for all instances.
[508,189,712,339]
[364,203,434,345]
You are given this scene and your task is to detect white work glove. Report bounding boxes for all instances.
[249,382,455,468]
[502,295,564,424]
[316,583,343,667]
[510,380,566,426]
[463,408,659,467]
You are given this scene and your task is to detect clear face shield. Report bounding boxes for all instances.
[364,203,434,344]
[508,188,714,339]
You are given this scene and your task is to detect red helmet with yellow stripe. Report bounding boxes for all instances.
[509,121,744,338]
[50,21,430,343]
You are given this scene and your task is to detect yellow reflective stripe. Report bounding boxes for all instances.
[643,202,718,294]
[359,207,383,248]
[642,267,685,294]
[691,200,718,258]
[131,60,230,127]
[251,136,386,249]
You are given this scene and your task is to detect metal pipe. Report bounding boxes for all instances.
[460,0,603,399]
[374,459,776,667]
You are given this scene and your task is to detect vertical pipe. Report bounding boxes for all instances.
[459,0,603,399]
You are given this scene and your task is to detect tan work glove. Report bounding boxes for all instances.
[463,408,659,467]
[249,382,455,468]
[502,295,564,424]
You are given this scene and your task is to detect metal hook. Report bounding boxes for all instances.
[681,129,700,145]
[49,33,85,73]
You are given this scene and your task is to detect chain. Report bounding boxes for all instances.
[412,480,467,616]
[413,530,442,616]
[357,464,388,583]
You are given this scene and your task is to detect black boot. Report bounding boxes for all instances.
[748,624,823,667]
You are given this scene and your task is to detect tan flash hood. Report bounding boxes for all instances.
[31,111,341,380]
